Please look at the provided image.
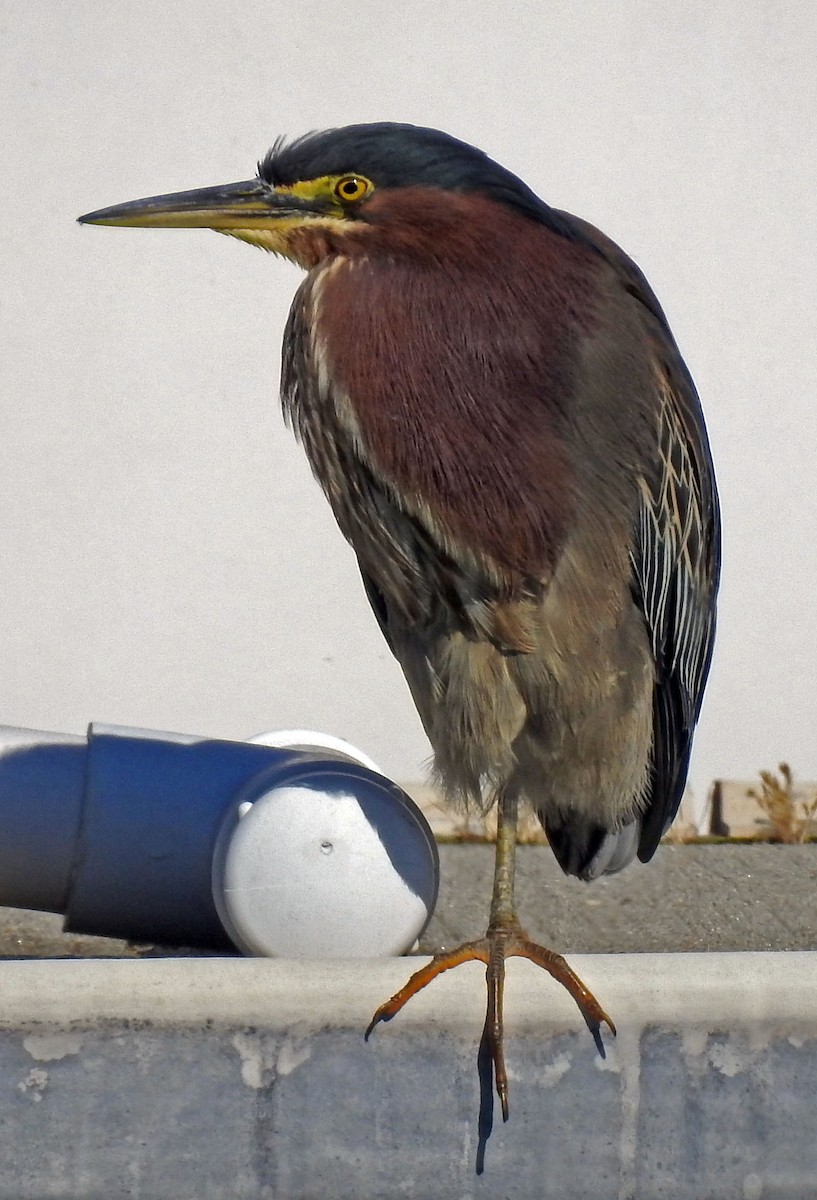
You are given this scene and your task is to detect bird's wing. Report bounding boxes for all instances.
[359,565,395,655]
[633,355,720,858]
[558,211,721,857]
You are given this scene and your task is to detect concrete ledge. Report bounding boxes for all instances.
[1,954,816,1198]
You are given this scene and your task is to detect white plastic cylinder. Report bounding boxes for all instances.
[212,748,438,957]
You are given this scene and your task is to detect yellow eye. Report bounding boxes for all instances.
[334,175,371,203]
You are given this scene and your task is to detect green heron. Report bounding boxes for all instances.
[78,123,720,1119]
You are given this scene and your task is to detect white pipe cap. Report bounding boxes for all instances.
[212,760,438,958]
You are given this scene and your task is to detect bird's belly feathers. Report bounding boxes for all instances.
[390,517,655,827]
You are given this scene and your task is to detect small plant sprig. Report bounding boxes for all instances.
[747,763,817,844]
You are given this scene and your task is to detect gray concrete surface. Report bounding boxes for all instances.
[1,845,815,960]
[423,843,817,955]
[0,954,816,1199]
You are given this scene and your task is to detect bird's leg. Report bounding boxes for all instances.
[366,787,615,1119]
[481,782,522,1118]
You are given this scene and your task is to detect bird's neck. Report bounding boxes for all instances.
[298,216,599,581]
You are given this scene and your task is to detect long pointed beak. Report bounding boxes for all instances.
[77,179,326,229]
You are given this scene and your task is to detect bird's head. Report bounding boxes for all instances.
[78,123,551,268]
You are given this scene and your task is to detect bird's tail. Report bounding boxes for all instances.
[543,815,640,881]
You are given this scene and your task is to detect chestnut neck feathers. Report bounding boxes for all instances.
[301,188,601,581]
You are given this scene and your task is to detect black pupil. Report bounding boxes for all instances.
[341,179,360,197]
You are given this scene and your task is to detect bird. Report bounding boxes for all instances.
[78,122,720,1120]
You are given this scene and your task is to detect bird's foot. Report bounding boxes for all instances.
[366,924,615,1120]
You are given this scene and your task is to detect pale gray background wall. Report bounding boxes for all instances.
[1,2,815,797]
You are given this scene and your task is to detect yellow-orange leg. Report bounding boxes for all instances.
[365,786,616,1120]
[365,923,614,1120]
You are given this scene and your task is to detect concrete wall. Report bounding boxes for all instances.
[0,955,816,1198]
[2,2,816,792]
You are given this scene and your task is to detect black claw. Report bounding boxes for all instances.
[476,1024,495,1174]
[581,1012,615,1058]
[364,1010,393,1041]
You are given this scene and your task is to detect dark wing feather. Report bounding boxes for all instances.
[554,208,720,858]
[359,567,395,655]
[633,358,720,858]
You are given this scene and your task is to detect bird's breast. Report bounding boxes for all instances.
[300,237,599,584]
